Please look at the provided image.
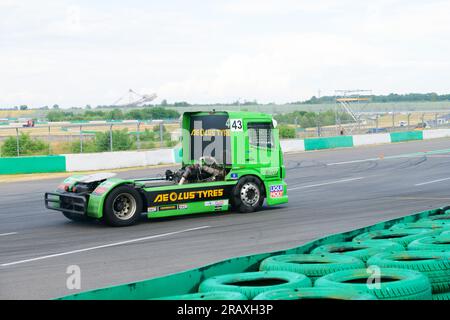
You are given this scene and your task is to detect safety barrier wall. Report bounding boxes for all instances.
[390,131,423,143]
[64,149,175,172]
[0,155,66,174]
[1,130,449,175]
[303,136,353,151]
[352,133,391,146]
[423,129,450,140]
[281,129,448,153]
[58,206,444,300]
[279,139,305,152]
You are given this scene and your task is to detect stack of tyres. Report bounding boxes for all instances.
[311,240,404,262]
[390,220,450,232]
[198,271,312,300]
[253,287,377,300]
[152,291,248,300]
[259,253,364,282]
[423,213,450,222]
[315,268,432,300]
[367,251,450,300]
[408,234,450,251]
[352,228,436,248]
[154,207,450,301]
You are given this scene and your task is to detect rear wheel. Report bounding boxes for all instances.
[231,176,264,213]
[103,185,143,227]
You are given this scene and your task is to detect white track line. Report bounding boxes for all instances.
[288,177,365,191]
[327,159,378,166]
[0,226,210,267]
[0,232,18,237]
[415,177,450,187]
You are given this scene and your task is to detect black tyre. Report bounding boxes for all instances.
[315,268,432,300]
[152,291,248,300]
[367,250,450,293]
[62,211,90,222]
[231,176,265,213]
[408,233,450,251]
[353,228,435,247]
[198,271,311,299]
[253,287,377,300]
[311,240,404,262]
[259,253,364,282]
[103,185,143,227]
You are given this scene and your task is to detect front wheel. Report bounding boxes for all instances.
[231,176,265,213]
[103,185,143,227]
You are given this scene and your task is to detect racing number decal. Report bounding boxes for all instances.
[229,119,243,131]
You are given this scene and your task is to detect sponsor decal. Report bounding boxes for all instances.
[159,205,178,211]
[205,199,228,207]
[147,185,233,206]
[269,184,284,198]
[261,167,279,176]
[148,204,188,213]
[150,188,226,205]
[190,128,230,137]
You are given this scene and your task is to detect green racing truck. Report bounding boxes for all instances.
[45,111,288,226]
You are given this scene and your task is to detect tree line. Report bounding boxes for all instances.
[46,107,180,122]
[274,110,354,128]
[299,92,450,105]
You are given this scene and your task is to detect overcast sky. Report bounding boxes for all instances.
[1,0,449,108]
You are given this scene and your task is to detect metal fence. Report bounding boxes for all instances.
[0,120,181,157]
[1,111,450,157]
[295,111,450,139]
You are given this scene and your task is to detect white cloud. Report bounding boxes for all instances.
[0,0,449,107]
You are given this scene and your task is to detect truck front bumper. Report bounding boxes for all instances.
[45,192,88,216]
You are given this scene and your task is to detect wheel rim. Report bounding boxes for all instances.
[240,182,260,206]
[112,193,137,220]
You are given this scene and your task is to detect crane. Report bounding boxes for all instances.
[112,89,157,108]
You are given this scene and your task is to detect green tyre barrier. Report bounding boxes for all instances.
[432,292,450,300]
[390,221,450,231]
[152,291,247,300]
[311,240,404,262]
[353,228,435,247]
[315,268,432,300]
[198,271,312,300]
[408,233,450,251]
[259,253,364,282]
[253,287,377,300]
[421,213,450,222]
[367,251,450,293]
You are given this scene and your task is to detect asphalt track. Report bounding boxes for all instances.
[2,138,450,299]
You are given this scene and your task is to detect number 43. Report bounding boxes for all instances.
[228,119,243,131]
